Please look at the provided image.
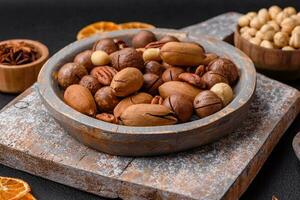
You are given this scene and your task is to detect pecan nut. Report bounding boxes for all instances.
[151,95,164,105]
[90,66,117,85]
[145,41,168,49]
[195,65,206,76]
[96,113,119,124]
[178,73,206,89]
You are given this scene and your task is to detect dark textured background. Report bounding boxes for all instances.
[0,0,300,199]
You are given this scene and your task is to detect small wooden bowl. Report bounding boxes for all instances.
[0,39,49,93]
[38,29,256,156]
[234,28,300,80]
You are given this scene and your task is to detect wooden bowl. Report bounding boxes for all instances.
[38,28,256,156]
[0,39,49,93]
[234,28,300,80]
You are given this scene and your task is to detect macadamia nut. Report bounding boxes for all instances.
[91,50,110,66]
[289,32,300,48]
[258,8,270,24]
[282,46,295,50]
[255,31,264,40]
[283,7,297,16]
[260,24,276,40]
[249,37,261,45]
[281,18,297,34]
[250,17,263,29]
[267,20,280,32]
[210,83,234,106]
[260,40,274,49]
[269,5,282,19]
[246,12,257,19]
[275,12,289,24]
[238,16,251,27]
[273,32,289,47]
[143,48,161,62]
[292,26,300,35]
[240,26,250,34]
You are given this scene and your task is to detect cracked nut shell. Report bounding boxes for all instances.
[94,86,120,112]
[162,67,184,82]
[194,90,223,118]
[143,73,164,95]
[58,62,88,89]
[110,48,144,71]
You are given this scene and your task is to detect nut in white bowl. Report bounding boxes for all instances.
[91,50,110,65]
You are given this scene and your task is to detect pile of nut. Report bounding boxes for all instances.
[57,30,239,127]
[238,5,300,50]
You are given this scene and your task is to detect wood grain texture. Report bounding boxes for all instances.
[0,13,299,200]
[0,39,49,93]
[234,29,300,80]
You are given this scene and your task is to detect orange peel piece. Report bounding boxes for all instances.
[20,193,37,200]
[0,177,31,200]
[77,21,120,40]
[118,22,155,29]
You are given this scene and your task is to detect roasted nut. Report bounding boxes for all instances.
[258,8,270,24]
[289,33,300,48]
[283,7,297,16]
[120,104,177,126]
[160,42,206,67]
[241,32,252,40]
[64,84,96,116]
[58,62,88,89]
[91,50,111,66]
[90,66,117,86]
[275,12,289,24]
[110,48,144,71]
[194,90,223,118]
[207,58,239,85]
[132,30,157,48]
[238,15,251,27]
[282,46,295,50]
[281,18,297,34]
[94,86,120,112]
[143,73,164,95]
[93,38,119,54]
[292,25,300,35]
[260,24,276,41]
[249,37,262,45]
[267,20,281,31]
[163,94,193,122]
[79,75,102,95]
[273,32,289,47]
[159,35,179,43]
[202,53,219,65]
[145,41,168,49]
[162,67,184,82]
[195,65,206,76]
[96,113,119,124]
[151,95,164,105]
[159,81,201,101]
[113,92,153,118]
[291,15,300,26]
[255,31,264,40]
[145,61,165,76]
[202,71,229,89]
[178,73,206,89]
[73,50,94,71]
[250,17,263,29]
[269,5,282,19]
[111,67,144,97]
[240,26,250,34]
[260,40,274,49]
[143,48,161,62]
[113,38,128,49]
[246,12,257,19]
[246,27,258,37]
[210,83,234,106]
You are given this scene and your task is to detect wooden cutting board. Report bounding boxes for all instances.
[0,13,299,200]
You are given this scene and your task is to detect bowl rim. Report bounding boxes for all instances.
[0,39,49,69]
[38,28,256,135]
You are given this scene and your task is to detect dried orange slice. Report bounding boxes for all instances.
[20,193,37,200]
[77,21,120,40]
[0,177,30,200]
[118,22,155,30]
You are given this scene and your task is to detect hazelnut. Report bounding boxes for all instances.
[159,35,179,43]
[90,66,117,86]
[145,61,165,76]
[151,95,164,105]
[162,67,184,82]
[202,71,229,89]
[250,17,263,29]
[73,50,94,71]
[64,84,96,116]
[283,7,297,16]
[281,18,297,34]
[207,58,239,85]
[96,113,119,124]
[241,32,252,40]
[132,30,157,48]
[292,26,300,35]
[238,16,251,27]
[273,32,289,47]
[58,63,88,89]
[282,46,295,51]
[94,86,120,112]
[269,5,282,19]
[260,24,276,41]
[143,48,161,62]
[291,15,300,26]
[210,83,234,106]
[247,27,258,37]
[163,94,193,122]
[93,38,119,54]
[255,31,264,40]
[275,12,289,24]
[267,20,281,32]
[91,51,111,66]
[249,37,261,45]
[260,40,274,49]
[258,8,270,24]
[193,90,223,118]
[289,33,300,48]
[246,12,257,19]
[79,75,102,95]
[240,26,250,34]
[110,48,144,71]
[143,73,164,95]
[178,73,206,89]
